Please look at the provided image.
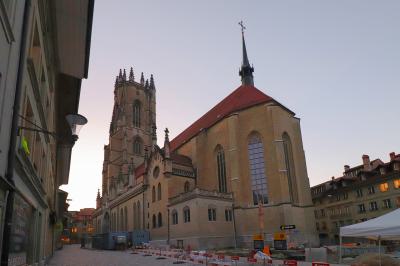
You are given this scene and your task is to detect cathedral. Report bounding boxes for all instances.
[92,31,318,249]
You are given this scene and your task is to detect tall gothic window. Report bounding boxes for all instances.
[157,183,162,201]
[157,212,162,227]
[183,207,190,223]
[172,210,178,225]
[120,209,123,231]
[133,202,137,229]
[216,146,227,193]
[152,214,156,228]
[124,206,128,231]
[248,133,268,205]
[137,201,141,229]
[282,132,298,203]
[133,137,142,155]
[133,100,141,128]
[152,186,155,202]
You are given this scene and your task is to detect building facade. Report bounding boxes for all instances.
[0,0,93,265]
[311,153,400,245]
[93,32,318,249]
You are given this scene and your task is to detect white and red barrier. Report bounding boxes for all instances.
[135,247,346,266]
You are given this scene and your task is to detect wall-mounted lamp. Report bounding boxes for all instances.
[19,113,88,143]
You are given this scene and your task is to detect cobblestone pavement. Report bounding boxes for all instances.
[47,244,192,266]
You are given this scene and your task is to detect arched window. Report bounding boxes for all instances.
[133,137,142,155]
[152,186,155,202]
[124,206,128,231]
[133,202,137,229]
[282,132,298,203]
[152,214,156,228]
[183,206,190,223]
[208,205,217,221]
[137,201,141,229]
[157,212,162,227]
[172,210,178,225]
[216,145,227,193]
[184,181,190,193]
[120,209,123,231]
[133,100,141,128]
[248,133,268,205]
[157,183,161,201]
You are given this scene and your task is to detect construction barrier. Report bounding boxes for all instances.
[134,247,346,266]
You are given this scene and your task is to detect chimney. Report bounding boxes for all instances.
[362,154,371,171]
[331,176,335,181]
[390,152,396,161]
[344,165,350,172]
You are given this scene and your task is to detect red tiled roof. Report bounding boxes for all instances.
[170,85,275,151]
[135,163,146,177]
[171,153,193,167]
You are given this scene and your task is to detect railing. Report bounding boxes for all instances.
[169,188,233,205]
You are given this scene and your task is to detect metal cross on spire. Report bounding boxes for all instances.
[238,20,246,35]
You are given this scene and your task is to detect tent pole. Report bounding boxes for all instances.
[378,236,381,266]
[339,235,342,264]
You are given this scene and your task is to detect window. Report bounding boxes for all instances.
[316,222,319,231]
[379,183,389,192]
[383,199,392,209]
[172,210,178,225]
[358,204,366,213]
[208,207,216,221]
[225,209,233,221]
[369,201,378,211]
[157,212,162,227]
[153,166,160,179]
[216,146,227,193]
[152,186,155,202]
[133,101,141,127]
[343,192,348,200]
[248,134,268,205]
[133,138,142,155]
[368,186,375,194]
[152,214,156,228]
[184,181,190,193]
[320,209,325,217]
[356,189,363,198]
[157,183,161,201]
[183,207,190,223]
[314,210,318,219]
[394,179,400,189]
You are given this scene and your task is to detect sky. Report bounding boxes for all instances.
[61,0,400,211]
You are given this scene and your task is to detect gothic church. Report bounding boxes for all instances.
[92,32,318,249]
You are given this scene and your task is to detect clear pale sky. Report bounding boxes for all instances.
[61,1,400,211]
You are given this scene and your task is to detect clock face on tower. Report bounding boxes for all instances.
[153,166,160,179]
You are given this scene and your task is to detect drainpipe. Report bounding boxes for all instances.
[1,1,32,265]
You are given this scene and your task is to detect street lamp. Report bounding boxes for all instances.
[19,113,88,142]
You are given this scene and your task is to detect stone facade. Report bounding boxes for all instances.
[93,33,318,249]
[0,0,93,264]
[311,153,400,245]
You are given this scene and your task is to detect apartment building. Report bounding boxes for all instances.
[311,153,400,245]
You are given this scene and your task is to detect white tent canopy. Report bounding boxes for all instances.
[340,208,400,240]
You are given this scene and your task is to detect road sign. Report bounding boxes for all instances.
[283,260,298,266]
[280,224,296,230]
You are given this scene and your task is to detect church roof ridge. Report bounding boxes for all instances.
[170,85,283,151]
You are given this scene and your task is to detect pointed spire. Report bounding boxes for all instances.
[123,69,127,82]
[140,72,145,85]
[119,69,123,79]
[97,189,100,199]
[238,21,254,86]
[164,128,170,159]
[129,67,134,82]
[114,75,118,88]
[149,74,155,89]
[145,79,149,89]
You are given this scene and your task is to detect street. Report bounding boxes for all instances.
[47,245,191,266]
